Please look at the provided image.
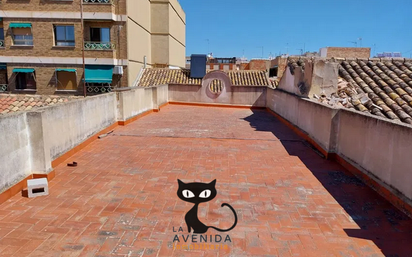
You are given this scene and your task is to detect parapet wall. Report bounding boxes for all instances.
[267,88,412,210]
[168,71,267,107]
[0,112,32,192]
[2,83,412,214]
[0,86,165,195]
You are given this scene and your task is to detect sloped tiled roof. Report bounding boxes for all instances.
[0,94,81,115]
[339,59,412,124]
[288,58,305,75]
[138,68,271,88]
[139,69,202,88]
[284,57,412,124]
[226,70,271,86]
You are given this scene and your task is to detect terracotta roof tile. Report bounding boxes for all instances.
[139,69,202,88]
[138,69,271,89]
[0,94,81,115]
[339,59,412,124]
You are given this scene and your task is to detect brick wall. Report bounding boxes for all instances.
[0,0,129,94]
[1,19,126,60]
[0,0,126,15]
[6,64,83,95]
[272,57,288,78]
[324,47,371,59]
[6,64,127,95]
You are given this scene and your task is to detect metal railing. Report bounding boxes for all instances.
[0,84,8,92]
[83,0,113,4]
[86,84,113,94]
[13,39,33,46]
[84,41,115,50]
[0,40,4,47]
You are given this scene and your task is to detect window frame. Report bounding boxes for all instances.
[90,27,110,43]
[12,28,33,46]
[15,72,36,90]
[54,25,75,47]
[56,70,78,91]
[0,28,4,41]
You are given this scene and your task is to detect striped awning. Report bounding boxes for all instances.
[56,68,76,72]
[84,65,114,83]
[9,23,32,28]
[13,68,34,73]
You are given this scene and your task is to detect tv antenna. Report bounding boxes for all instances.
[348,41,358,47]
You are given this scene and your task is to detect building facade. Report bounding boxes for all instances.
[319,47,371,59]
[0,0,186,95]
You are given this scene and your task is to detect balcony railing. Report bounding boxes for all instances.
[86,84,113,94]
[0,40,4,47]
[84,41,115,50]
[83,0,113,4]
[0,84,8,92]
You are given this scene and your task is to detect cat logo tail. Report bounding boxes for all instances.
[208,203,237,232]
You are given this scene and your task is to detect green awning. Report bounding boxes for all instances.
[13,68,34,73]
[0,64,6,70]
[84,65,114,83]
[9,23,32,28]
[56,68,76,72]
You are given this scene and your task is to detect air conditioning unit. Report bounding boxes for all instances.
[113,66,123,75]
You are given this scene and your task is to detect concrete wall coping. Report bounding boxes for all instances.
[271,87,412,130]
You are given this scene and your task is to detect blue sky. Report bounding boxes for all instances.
[178,0,412,58]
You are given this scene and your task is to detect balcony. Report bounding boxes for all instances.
[0,84,7,92]
[83,0,113,4]
[86,83,113,94]
[84,41,115,51]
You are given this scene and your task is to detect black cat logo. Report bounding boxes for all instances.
[177,179,237,234]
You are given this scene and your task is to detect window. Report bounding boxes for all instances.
[56,71,77,91]
[54,25,75,46]
[0,28,4,47]
[13,28,33,46]
[90,28,110,42]
[16,72,36,90]
[269,66,278,77]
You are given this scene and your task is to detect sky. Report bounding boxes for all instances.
[178,0,412,59]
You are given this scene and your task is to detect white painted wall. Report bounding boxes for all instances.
[118,87,154,121]
[41,94,117,160]
[267,87,412,206]
[0,113,31,193]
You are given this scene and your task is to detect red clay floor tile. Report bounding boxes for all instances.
[0,105,411,256]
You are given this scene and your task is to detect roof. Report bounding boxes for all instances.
[138,69,202,87]
[284,57,412,124]
[339,59,412,124]
[138,68,272,88]
[0,94,81,115]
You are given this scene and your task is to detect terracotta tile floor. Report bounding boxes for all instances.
[1,105,412,257]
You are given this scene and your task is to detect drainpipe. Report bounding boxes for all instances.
[80,0,86,97]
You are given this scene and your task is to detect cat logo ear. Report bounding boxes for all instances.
[209,179,216,186]
[177,179,185,186]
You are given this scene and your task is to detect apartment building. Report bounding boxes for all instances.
[0,0,186,95]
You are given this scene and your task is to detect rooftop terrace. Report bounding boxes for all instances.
[0,105,411,256]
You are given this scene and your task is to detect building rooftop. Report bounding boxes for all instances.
[138,68,273,88]
[0,105,411,256]
[339,59,412,124]
[286,57,412,124]
[0,94,81,115]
